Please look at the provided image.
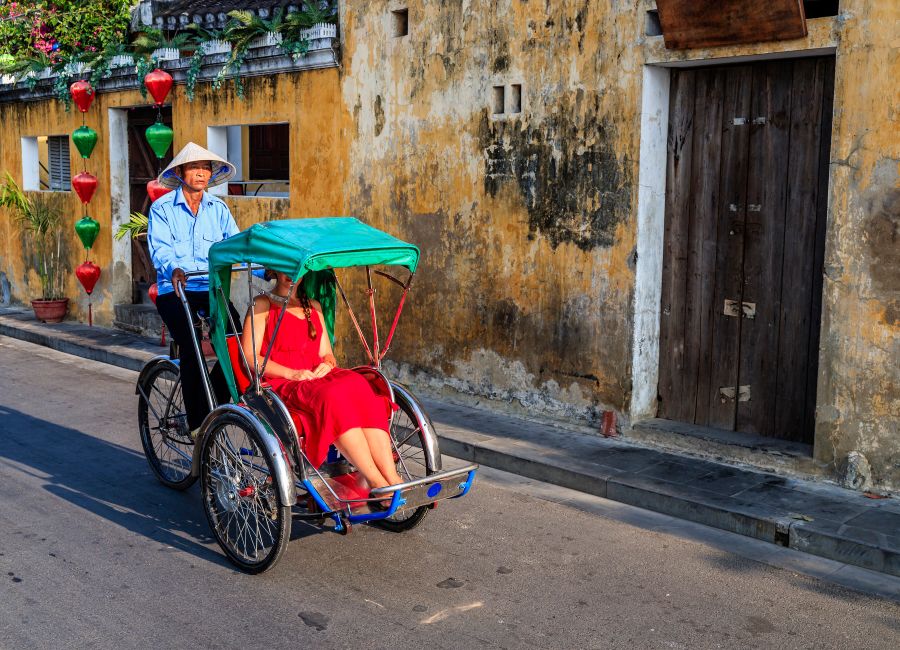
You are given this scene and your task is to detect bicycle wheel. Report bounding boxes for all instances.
[138,362,196,490]
[200,412,291,574]
[374,392,437,532]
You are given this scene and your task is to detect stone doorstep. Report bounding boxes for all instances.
[1,305,899,581]
[628,418,826,479]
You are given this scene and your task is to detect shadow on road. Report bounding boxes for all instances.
[0,404,229,568]
[0,404,329,569]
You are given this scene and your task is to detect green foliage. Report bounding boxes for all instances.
[0,1,135,61]
[0,173,67,300]
[114,212,149,241]
[0,1,339,105]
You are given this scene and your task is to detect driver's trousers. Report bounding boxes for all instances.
[155,290,241,430]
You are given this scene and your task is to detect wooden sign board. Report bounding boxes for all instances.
[655,0,807,50]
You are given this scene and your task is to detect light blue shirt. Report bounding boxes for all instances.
[148,187,239,295]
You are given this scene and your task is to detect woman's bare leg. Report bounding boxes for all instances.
[362,428,403,485]
[333,428,389,489]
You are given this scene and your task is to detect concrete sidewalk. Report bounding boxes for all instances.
[2,305,898,582]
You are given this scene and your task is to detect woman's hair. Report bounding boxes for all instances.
[298,291,318,340]
[266,268,317,340]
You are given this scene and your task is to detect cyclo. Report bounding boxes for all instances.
[135,218,478,573]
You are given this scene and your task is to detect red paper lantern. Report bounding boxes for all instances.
[70,80,95,113]
[144,68,173,106]
[75,261,101,295]
[146,179,171,203]
[148,282,159,305]
[72,172,98,204]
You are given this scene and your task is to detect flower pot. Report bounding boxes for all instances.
[110,54,134,68]
[31,298,69,323]
[151,48,181,61]
[200,40,232,55]
[249,32,283,49]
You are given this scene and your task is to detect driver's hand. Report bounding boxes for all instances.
[171,268,186,297]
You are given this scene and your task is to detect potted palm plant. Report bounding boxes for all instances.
[0,173,69,322]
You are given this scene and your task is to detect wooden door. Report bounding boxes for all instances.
[127,106,173,301]
[658,57,834,443]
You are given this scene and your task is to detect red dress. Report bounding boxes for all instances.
[260,303,393,468]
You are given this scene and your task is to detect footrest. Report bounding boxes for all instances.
[302,464,479,520]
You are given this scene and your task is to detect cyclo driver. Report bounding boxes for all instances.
[148,142,242,438]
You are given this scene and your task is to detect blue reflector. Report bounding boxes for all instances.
[427,482,442,498]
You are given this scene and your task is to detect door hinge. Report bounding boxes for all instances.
[752,116,767,125]
[719,385,751,403]
[733,117,748,125]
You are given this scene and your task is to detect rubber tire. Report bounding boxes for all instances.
[373,393,435,533]
[200,412,291,574]
[138,362,197,491]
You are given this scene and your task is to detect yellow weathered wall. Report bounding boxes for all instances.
[340,1,642,423]
[0,89,144,323]
[812,1,900,486]
[0,69,345,327]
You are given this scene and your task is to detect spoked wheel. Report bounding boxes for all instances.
[138,363,196,490]
[374,392,437,532]
[200,412,291,574]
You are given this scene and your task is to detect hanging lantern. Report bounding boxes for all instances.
[75,260,101,327]
[144,68,173,106]
[148,282,159,305]
[72,126,98,159]
[70,80,95,113]
[75,261,101,295]
[72,172,98,204]
[145,120,173,159]
[74,216,100,250]
[146,179,172,203]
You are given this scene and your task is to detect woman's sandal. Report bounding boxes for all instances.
[368,491,391,512]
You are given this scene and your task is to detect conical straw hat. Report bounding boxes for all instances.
[158,141,237,189]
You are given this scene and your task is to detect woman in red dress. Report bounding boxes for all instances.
[240,271,403,493]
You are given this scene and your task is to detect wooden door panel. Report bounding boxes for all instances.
[773,57,833,440]
[737,62,794,436]
[659,58,832,444]
[687,69,728,426]
[704,66,753,430]
[658,70,697,423]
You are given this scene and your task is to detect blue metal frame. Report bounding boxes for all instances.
[451,469,477,499]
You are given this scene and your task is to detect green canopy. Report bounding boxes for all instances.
[208,218,420,400]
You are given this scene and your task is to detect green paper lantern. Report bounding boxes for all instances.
[74,216,100,250]
[145,120,173,160]
[72,125,98,159]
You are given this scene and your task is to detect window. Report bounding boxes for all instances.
[492,85,505,115]
[46,136,71,191]
[645,10,662,37]
[510,84,522,114]
[21,135,70,191]
[392,8,409,37]
[207,123,290,198]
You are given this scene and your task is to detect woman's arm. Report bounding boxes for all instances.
[240,297,313,381]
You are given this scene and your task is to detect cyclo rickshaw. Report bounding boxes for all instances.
[135,218,478,573]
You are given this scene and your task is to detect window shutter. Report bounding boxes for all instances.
[48,136,71,191]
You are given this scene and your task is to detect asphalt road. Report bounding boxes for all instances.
[1,335,898,649]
